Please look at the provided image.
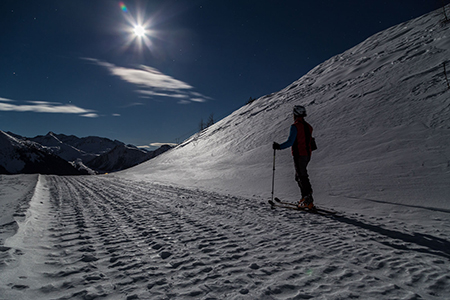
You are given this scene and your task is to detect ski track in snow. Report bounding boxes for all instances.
[0,175,38,245]
[1,175,449,299]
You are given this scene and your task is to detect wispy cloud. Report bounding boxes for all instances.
[83,58,211,104]
[177,100,191,105]
[120,102,146,108]
[0,97,96,116]
[80,113,100,118]
[138,143,177,151]
[138,90,188,99]
[150,142,178,147]
[137,142,179,150]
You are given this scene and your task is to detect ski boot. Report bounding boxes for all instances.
[298,195,315,210]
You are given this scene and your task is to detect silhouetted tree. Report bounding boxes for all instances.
[206,113,214,127]
[199,118,205,132]
[442,0,449,23]
[198,113,214,132]
[247,97,256,105]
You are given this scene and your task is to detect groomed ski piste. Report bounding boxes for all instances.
[1,6,450,300]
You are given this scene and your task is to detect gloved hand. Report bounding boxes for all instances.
[273,142,280,150]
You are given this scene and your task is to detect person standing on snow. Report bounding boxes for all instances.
[273,105,315,209]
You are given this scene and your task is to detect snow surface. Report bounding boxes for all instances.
[1,7,450,300]
[1,175,449,299]
[0,175,37,244]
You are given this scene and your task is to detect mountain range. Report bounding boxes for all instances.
[0,131,172,175]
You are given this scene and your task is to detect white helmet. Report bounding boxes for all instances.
[293,105,306,117]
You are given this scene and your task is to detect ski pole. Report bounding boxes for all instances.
[271,148,276,202]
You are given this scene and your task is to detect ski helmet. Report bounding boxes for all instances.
[293,105,306,117]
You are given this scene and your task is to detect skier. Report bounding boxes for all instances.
[273,105,315,209]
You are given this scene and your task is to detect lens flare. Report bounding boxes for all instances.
[119,2,128,13]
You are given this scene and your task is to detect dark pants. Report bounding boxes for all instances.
[293,155,313,198]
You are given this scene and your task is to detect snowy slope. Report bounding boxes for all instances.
[120,7,450,210]
[0,131,27,173]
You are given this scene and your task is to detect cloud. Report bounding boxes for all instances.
[138,143,178,151]
[150,142,178,147]
[121,102,145,107]
[0,97,95,115]
[190,98,207,103]
[83,58,211,104]
[80,113,99,118]
[113,64,193,90]
[138,90,188,99]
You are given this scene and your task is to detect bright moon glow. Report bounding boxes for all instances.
[120,4,155,53]
[134,25,145,37]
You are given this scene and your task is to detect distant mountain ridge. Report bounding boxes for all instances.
[0,130,84,175]
[28,132,124,162]
[0,131,173,175]
[87,144,172,173]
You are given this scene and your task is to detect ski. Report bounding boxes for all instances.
[269,200,329,215]
[269,197,337,215]
[275,197,337,214]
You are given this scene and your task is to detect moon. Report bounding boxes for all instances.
[134,25,145,37]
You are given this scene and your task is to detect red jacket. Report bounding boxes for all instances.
[292,118,313,157]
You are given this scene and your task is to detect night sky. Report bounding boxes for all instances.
[0,0,440,148]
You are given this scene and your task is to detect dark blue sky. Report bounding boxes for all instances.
[0,0,440,148]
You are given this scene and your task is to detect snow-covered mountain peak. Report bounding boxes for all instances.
[0,130,24,150]
[0,130,84,175]
[46,131,62,142]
